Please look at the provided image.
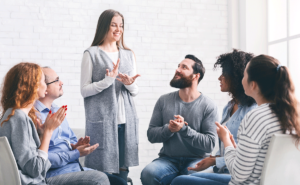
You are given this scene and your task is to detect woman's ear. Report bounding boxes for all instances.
[251,81,259,93]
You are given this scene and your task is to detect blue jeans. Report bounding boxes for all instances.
[140,156,203,185]
[112,124,129,182]
[171,173,231,185]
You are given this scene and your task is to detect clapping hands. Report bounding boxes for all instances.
[71,136,99,157]
[117,73,141,85]
[106,58,141,85]
[71,136,90,150]
[168,115,188,133]
[215,122,237,148]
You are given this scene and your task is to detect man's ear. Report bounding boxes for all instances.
[193,73,200,81]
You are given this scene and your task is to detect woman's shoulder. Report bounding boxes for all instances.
[1,109,29,128]
[242,104,273,127]
[84,46,98,53]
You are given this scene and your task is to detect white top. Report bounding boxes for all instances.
[224,103,282,184]
[80,50,138,124]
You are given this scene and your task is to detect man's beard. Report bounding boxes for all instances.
[170,72,193,89]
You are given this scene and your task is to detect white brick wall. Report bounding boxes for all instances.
[0,0,230,184]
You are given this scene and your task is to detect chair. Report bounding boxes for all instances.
[0,136,21,185]
[260,134,300,185]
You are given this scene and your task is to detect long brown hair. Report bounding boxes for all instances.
[91,9,130,50]
[0,62,42,127]
[247,55,300,145]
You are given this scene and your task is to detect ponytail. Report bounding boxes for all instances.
[247,55,300,146]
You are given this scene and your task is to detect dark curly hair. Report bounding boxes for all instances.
[214,49,255,106]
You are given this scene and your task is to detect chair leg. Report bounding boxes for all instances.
[127,177,133,185]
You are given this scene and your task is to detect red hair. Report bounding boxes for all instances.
[0,62,42,127]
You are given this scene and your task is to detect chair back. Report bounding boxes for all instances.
[0,136,21,185]
[260,134,300,185]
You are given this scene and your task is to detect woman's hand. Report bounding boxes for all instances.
[106,58,120,78]
[215,122,234,148]
[43,106,67,132]
[117,73,141,85]
[187,155,216,171]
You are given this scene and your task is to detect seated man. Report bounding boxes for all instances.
[35,67,126,185]
[141,55,219,185]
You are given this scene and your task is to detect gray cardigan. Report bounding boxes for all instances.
[0,108,51,185]
[83,47,139,173]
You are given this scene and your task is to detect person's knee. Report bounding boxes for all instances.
[141,165,158,185]
[89,171,110,185]
[171,176,188,185]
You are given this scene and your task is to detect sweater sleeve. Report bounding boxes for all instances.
[80,51,115,98]
[224,117,260,182]
[48,150,80,169]
[178,105,218,153]
[10,116,51,179]
[147,97,174,143]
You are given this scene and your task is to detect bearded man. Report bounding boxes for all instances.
[140,55,219,185]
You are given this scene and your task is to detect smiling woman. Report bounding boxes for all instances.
[80,9,139,184]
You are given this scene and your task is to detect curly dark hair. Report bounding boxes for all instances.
[214,49,255,106]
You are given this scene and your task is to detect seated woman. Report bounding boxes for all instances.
[215,55,300,184]
[0,63,109,185]
[172,49,256,185]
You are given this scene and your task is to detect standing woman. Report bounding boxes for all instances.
[80,9,140,181]
[217,55,300,184]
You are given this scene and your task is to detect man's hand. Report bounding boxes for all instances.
[168,115,185,133]
[187,155,216,172]
[77,143,99,157]
[71,136,90,150]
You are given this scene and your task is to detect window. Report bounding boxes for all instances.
[268,0,300,98]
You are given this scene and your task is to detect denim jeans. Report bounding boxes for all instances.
[140,156,203,185]
[112,124,129,182]
[171,172,231,185]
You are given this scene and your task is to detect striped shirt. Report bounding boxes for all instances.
[224,103,283,184]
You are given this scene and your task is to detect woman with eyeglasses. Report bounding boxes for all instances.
[80,9,140,183]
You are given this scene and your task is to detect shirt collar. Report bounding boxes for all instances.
[34,100,57,112]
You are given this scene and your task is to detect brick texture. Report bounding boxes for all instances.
[0,0,229,184]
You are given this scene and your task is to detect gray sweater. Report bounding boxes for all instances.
[147,91,218,158]
[0,108,51,185]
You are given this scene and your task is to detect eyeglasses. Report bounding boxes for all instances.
[46,77,60,85]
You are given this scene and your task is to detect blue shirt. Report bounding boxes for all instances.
[34,100,81,178]
[215,101,257,173]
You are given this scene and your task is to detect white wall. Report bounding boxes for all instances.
[228,0,267,55]
[0,0,230,184]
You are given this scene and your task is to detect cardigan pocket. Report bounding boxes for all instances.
[86,119,105,149]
